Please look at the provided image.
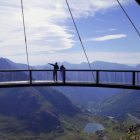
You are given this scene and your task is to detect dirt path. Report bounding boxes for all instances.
[86,133,91,140]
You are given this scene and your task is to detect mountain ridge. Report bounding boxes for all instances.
[0,57,122,109]
[92,89,140,117]
[0,86,82,133]
[2,57,140,70]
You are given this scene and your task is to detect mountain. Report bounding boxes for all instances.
[0,58,31,82]
[0,58,138,139]
[90,61,134,70]
[43,65,52,69]
[135,64,140,70]
[35,65,51,69]
[92,89,140,117]
[131,109,140,119]
[4,58,29,69]
[57,61,134,70]
[119,124,140,140]
[115,109,140,124]
[52,87,120,108]
[41,61,139,70]
[0,58,16,70]
[2,57,140,70]
[0,58,122,109]
[0,87,83,133]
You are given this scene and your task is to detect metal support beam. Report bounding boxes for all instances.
[29,70,32,84]
[63,70,65,83]
[96,71,99,84]
[133,71,135,86]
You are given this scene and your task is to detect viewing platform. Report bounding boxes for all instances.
[0,69,140,90]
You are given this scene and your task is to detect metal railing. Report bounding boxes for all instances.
[0,69,140,89]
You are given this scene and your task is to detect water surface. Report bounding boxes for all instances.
[84,123,104,133]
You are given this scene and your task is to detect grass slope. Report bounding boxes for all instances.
[87,116,133,140]
[92,89,140,117]
[0,87,93,140]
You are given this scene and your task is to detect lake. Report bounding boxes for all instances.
[84,123,105,133]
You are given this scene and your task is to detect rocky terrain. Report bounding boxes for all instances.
[120,124,140,140]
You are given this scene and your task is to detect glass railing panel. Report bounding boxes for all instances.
[99,71,133,85]
[0,71,30,84]
[65,70,96,83]
[32,70,62,83]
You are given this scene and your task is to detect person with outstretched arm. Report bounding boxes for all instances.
[60,65,66,81]
[48,62,59,81]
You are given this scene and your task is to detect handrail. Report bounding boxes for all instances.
[0,69,139,89]
[0,69,140,72]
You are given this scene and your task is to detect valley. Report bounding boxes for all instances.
[0,0,140,139]
[0,58,139,139]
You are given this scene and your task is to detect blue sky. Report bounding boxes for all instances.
[0,0,140,66]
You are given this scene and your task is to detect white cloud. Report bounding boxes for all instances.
[109,29,117,31]
[0,0,133,64]
[95,29,117,32]
[84,34,127,41]
[67,0,133,18]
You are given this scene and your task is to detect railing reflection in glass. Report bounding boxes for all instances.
[136,72,140,85]
[32,70,63,82]
[0,71,30,84]
[65,70,96,83]
[99,71,133,85]
[0,70,138,86]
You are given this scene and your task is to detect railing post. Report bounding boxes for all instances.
[63,70,65,83]
[30,70,32,84]
[133,71,135,86]
[56,70,57,81]
[96,70,99,84]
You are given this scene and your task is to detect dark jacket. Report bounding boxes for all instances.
[60,66,65,70]
[49,63,59,70]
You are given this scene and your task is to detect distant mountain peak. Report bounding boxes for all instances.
[1,57,140,70]
[0,58,16,70]
[0,87,82,133]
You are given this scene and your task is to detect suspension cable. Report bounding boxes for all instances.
[65,0,96,82]
[21,0,30,70]
[117,0,140,37]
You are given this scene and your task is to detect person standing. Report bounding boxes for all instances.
[48,62,59,81]
[60,65,65,81]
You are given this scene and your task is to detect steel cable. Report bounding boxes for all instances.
[117,0,140,37]
[65,0,96,82]
[21,0,30,70]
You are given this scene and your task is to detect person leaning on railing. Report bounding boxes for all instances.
[60,65,66,81]
[48,62,59,81]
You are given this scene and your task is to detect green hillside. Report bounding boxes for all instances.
[131,110,140,119]
[52,87,118,108]
[92,89,140,117]
[83,116,132,140]
[119,124,140,140]
[0,58,17,69]
[0,87,93,139]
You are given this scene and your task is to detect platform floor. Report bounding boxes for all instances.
[0,80,139,90]
[0,80,137,85]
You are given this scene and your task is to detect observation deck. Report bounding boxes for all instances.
[0,69,140,90]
